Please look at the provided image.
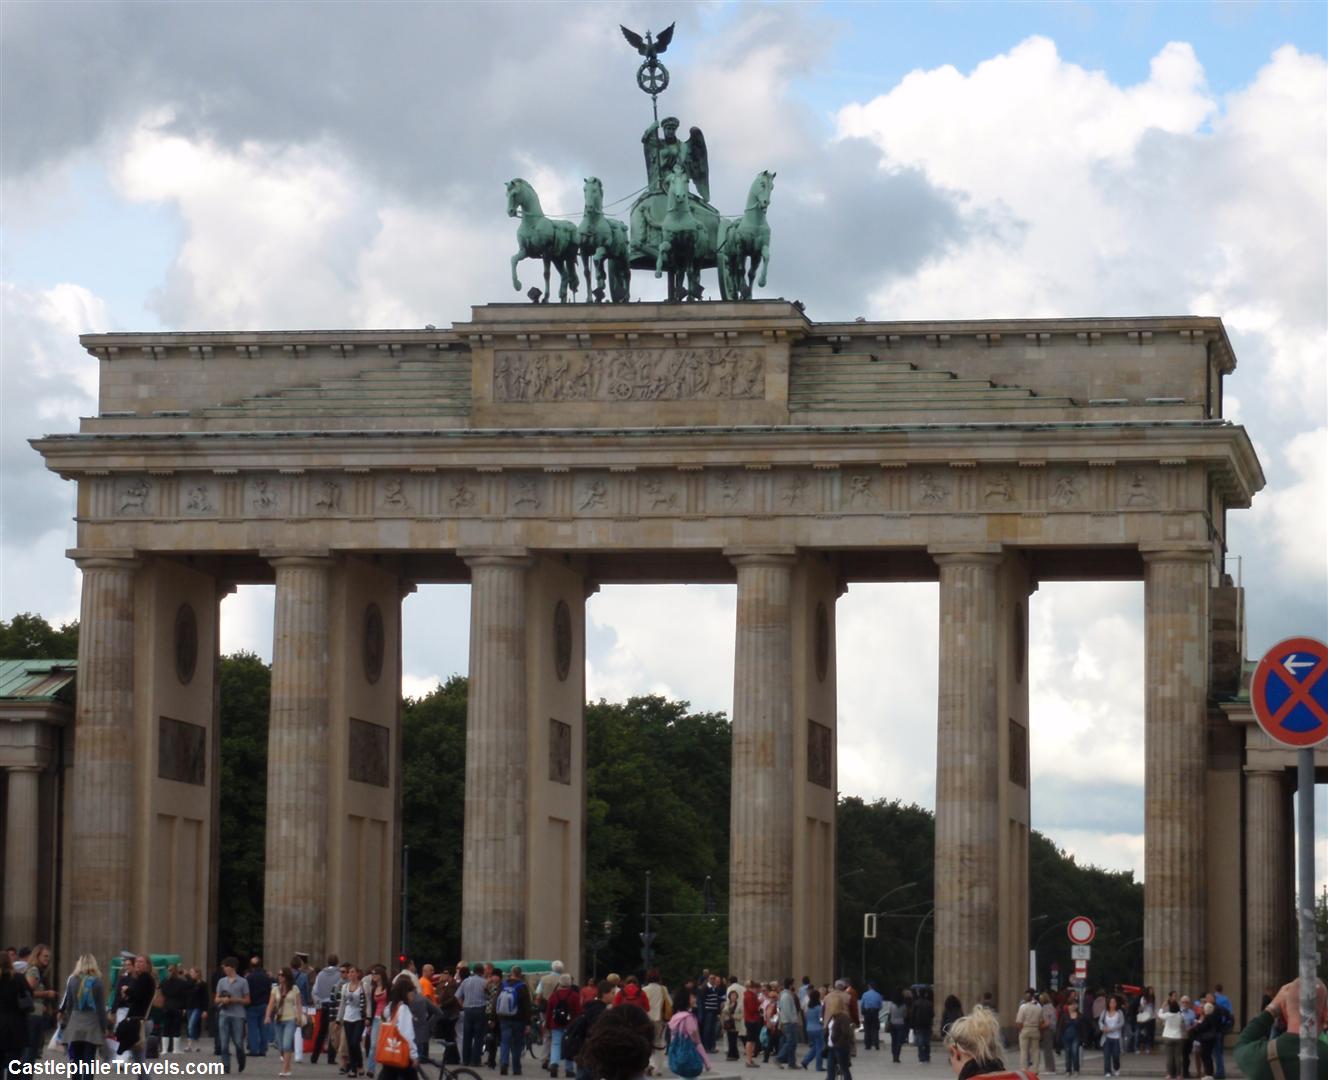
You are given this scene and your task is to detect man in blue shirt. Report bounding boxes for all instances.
[1213,985,1234,1079]
[859,983,883,1050]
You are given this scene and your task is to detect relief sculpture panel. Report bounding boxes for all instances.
[494,347,765,403]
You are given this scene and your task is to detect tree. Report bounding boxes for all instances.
[0,612,79,658]
[216,651,271,958]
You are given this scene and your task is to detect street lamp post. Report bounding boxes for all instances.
[861,881,919,986]
[912,908,935,987]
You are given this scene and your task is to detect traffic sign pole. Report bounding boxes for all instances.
[1298,748,1317,1078]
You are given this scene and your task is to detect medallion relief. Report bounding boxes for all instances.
[184,483,214,514]
[494,346,765,402]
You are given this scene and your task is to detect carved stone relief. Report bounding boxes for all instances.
[983,472,1015,505]
[641,474,678,511]
[248,476,281,512]
[511,475,541,511]
[381,477,409,510]
[184,483,213,513]
[118,477,151,514]
[780,473,810,508]
[847,473,877,507]
[447,477,476,511]
[807,720,833,788]
[916,471,950,506]
[1125,470,1155,506]
[494,346,766,403]
[158,715,206,786]
[549,718,572,785]
[578,480,608,512]
[553,599,572,681]
[1050,472,1083,507]
[314,479,342,512]
[348,717,390,787]
[363,602,385,684]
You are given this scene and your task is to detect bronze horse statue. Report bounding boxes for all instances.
[655,165,705,302]
[577,177,631,303]
[718,170,775,301]
[506,178,581,303]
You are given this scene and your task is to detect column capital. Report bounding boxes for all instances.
[1139,543,1213,564]
[3,763,44,775]
[68,548,139,571]
[458,546,532,569]
[725,546,797,568]
[262,550,333,570]
[929,543,1004,567]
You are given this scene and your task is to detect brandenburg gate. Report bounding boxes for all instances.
[32,300,1271,1019]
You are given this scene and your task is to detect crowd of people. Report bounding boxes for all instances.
[2,941,1321,1080]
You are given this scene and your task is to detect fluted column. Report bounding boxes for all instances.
[932,549,1003,1010]
[460,551,532,959]
[3,767,43,947]
[69,554,138,966]
[1143,547,1211,993]
[264,555,333,966]
[1245,767,1287,1017]
[728,551,796,981]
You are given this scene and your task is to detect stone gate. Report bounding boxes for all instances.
[31,300,1269,1019]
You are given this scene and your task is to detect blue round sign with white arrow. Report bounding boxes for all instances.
[1251,636,1328,748]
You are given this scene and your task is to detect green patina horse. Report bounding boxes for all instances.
[655,165,705,302]
[506,178,581,303]
[718,170,776,301]
[577,177,631,304]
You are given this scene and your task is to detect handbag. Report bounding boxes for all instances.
[376,1005,412,1069]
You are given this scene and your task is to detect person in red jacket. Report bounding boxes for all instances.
[614,977,646,1010]
[742,981,763,1068]
[544,975,582,1079]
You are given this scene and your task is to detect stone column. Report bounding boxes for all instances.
[460,551,532,959]
[932,549,1003,1010]
[264,555,333,966]
[3,766,42,947]
[1245,767,1287,1015]
[728,551,796,981]
[69,553,138,966]
[1143,547,1211,993]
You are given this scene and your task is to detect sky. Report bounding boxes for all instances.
[2,0,1326,884]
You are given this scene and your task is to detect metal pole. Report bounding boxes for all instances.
[1298,748,1318,1075]
[913,908,935,986]
[644,871,652,971]
[401,843,410,959]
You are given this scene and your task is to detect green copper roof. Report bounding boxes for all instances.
[0,659,77,702]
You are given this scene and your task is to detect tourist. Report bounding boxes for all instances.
[1211,986,1233,1080]
[545,973,581,1078]
[338,965,370,1078]
[1179,996,1197,1079]
[1159,996,1185,1080]
[122,955,159,1062]
[859,983,882,1051]
[742,980,763,1068]
[363,967,387,1073]
[536,963,564,1069]
[1015,990,1043,1071]
[722,982,741,1061]
[1234,977,1328,1080]
[457,964,488,1067]
[310,955,342,1065]
[1137,989,1156,1056]
[57,954,109,1064]
[23,944,57,1063]
[941,996,963,1037]
[215,956,250,1073]
[1,951,28,1072]
[485,968,504,1069]
[435,963,461,1064]
[761,983,780,1063]
[245,956,272,1058]
[889,988,912,1064]
[579,1004,654,1080]
[700,976,724,1055]
[942,1005,1016,1080]
[826,1005,854,1080]
[801,988,826,1072]
[1059,998,1082,1075]
[1039,993,1057,1073]
[160,962,190,1054]
[642,970,673,1076]
[667,987,710,1074]
[1191,1001,1219,1080]
[186,967,209,1052]
[497,965,533,1076]
[913,989,935,1064]
[566,981,615,1080]
[1099,996,1124,1077]
[374,976,419,1080]
[265,967,302,1079]
[776,977,802,1067]
[290,956,311,1065]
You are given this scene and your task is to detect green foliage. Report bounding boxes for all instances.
[0,612,79,658]
[398,676,468,964]
[582,695,731,984]
[216,651,271,958]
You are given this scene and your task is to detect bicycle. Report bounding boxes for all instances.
[417,1058,484,1080]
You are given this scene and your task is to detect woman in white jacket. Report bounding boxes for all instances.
[376,977,420,1080]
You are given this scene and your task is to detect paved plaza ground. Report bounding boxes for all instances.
[158,1040,1241,1080]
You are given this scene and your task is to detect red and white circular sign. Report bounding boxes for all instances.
[1067,916,1096,945]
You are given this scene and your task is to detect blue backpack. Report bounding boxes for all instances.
[668,1032,704,1079]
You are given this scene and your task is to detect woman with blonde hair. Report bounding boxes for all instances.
[59,954,110,1063]
[944,1005,1027,1080]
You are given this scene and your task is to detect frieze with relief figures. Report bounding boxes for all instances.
[494,347,765,402]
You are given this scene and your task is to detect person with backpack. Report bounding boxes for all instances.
[616,977,646,1010]
[57,954,110,1064]
[1210,987,1233,1080]
[545,973,582,1078]
[567,981,615,1080]
[496,967,533,1076]
[667,987,710,1077]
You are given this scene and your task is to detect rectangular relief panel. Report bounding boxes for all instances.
[349,717,390,787]
[157,716,206,785]
[549,719,572,785]
[807,720,833,789]
[1008,718,1028,789]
